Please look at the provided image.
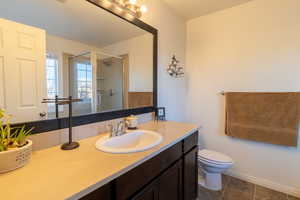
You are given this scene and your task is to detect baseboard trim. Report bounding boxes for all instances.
[224,170,300,198]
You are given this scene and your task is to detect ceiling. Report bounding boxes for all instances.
[0,0,148,47]
[163,0,253,20]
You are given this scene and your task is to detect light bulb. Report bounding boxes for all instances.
[140,4,147,13]
[129,0,137,5]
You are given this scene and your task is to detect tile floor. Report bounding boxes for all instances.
[197,175,300,200]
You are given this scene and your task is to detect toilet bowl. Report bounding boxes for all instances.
[198,149,233,191]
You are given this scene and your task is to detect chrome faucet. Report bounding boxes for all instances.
[108,120,128,137]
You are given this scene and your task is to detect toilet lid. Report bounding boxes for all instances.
[198,149,233,164]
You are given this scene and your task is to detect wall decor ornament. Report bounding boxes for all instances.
[167,55,184,78]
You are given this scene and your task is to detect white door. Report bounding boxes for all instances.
[0,18,47,123]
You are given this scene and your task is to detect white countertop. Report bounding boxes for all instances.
[0,121,198,200]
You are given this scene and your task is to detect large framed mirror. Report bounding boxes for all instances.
[0,0,157,133]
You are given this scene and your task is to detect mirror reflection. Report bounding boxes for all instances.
[0,0,154,123]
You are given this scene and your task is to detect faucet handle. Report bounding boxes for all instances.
[117,121,124,132]
[117,120,128,135]
[107,124,116,137]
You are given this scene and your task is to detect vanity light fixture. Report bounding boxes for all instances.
[167,55,184,78]
[89,0,147,18]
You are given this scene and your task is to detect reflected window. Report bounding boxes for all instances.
[76,62,92,100]
[46,54,59,99]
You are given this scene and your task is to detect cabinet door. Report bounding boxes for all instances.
[183,132,198,153]
[116,142,182,200]
[183,147,198,200]
[131,181,159,200]
[159,159,183,200]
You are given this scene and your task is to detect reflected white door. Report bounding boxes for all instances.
[0,18,46,123]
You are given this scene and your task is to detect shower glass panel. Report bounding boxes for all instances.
[69,52,93,116]
[97,54,124,112]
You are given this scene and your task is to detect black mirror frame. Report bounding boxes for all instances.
[14,0,158,135]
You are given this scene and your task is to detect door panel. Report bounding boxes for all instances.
[0,28,3,48]
[184,147,198,200]
[159,159,183,200]
[17,31,36,50]
[17,58,38,107]
[132,181,159,200]
[0,18,46,122]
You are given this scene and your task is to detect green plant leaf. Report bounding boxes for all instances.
[0,109,4,119]
[0,109,34,151]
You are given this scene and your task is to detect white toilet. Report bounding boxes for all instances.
[198,149,233,191]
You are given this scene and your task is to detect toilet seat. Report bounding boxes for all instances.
[198,158,233,168]
[198,149,233,165]
[198,156,232,165]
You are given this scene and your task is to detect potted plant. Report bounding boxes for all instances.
[0,109,34,173]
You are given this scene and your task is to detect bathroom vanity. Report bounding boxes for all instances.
[0,1,198,199]
[0,121,198,200]
[81,129,198,200]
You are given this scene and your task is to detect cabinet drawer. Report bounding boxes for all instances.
[183,131,198,154]
[116,142,182,200]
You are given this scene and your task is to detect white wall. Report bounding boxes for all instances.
[102,34,153,92]
[141,0,187,121]
[186,0,300,196]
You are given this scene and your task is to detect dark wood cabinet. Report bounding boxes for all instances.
[79,182,112,200]
[80,131,199,200]
[132,181,159,200]
[159,159,183,200]
[183,132,198,154]
[131,159,183,200]
[183,147,198,200]
[115,142,182,200]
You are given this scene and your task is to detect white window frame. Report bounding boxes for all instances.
[76,61,92,102]
[46,53,60,113]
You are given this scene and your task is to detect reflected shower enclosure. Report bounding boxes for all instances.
[67,52,126,117]
[97,55,125,112]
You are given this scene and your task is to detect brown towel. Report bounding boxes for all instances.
[225,92,300,147]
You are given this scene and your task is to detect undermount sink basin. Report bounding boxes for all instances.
[95,130,163,154]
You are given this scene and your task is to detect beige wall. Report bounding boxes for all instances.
[102,34,153,92]
[141,0,187,121]
[186,0,300,196]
